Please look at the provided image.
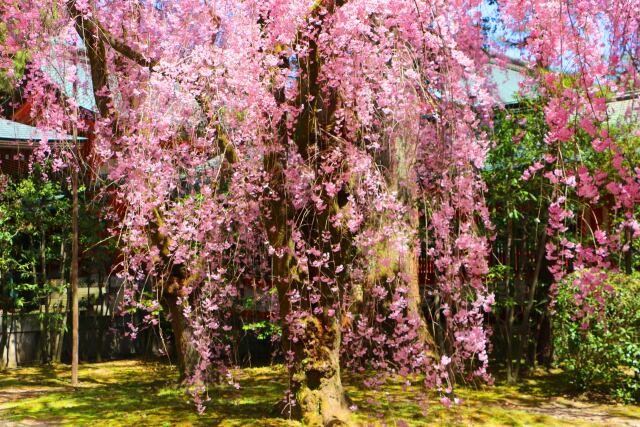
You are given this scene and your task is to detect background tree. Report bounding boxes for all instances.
[483,99,553,383]
[0,169,70,366]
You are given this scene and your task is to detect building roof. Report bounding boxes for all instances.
[42,60,97,113]
[0,117,86,148]
[41,35,97,113]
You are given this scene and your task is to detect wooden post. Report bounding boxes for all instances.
[71,128,79,387]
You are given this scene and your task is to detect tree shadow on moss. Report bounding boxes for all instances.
[1,361,297,426]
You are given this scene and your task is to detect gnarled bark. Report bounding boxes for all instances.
[291,315,351,427]
[268,228,353,425]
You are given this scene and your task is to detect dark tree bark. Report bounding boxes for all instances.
[160,291,195,380]
[0,308,8,369]
[625,225,633,275]
[513,227,546,380]
[503,218,515,384]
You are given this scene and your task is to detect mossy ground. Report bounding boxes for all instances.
[1,360,638,426]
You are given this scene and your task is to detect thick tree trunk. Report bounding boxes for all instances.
[401,233,437,352]
[271,248,352,426]
[291,315,351,426]
[161,292,195,380]
[374,135,437,353]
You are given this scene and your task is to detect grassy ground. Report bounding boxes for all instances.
[1,360,639,426]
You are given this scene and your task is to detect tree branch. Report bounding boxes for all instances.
[66,1,157,69]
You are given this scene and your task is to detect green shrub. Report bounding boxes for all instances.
[553,271,640,403]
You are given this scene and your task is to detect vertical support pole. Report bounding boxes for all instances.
[71,128,79,387]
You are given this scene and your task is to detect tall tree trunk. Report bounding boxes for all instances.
[95,274,103,363]
[54,240,68,363]
[514,228,546,379]
[376,133,436,353]
[0,308,8,369]
[504,219,515,384]
[39,229,51,363]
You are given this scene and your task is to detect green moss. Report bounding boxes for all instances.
[1,361,639,426]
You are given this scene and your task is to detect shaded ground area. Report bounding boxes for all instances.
[0,360,639,426]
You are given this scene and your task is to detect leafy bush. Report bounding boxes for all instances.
[242,320,281,341]
[553,271,640,403]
